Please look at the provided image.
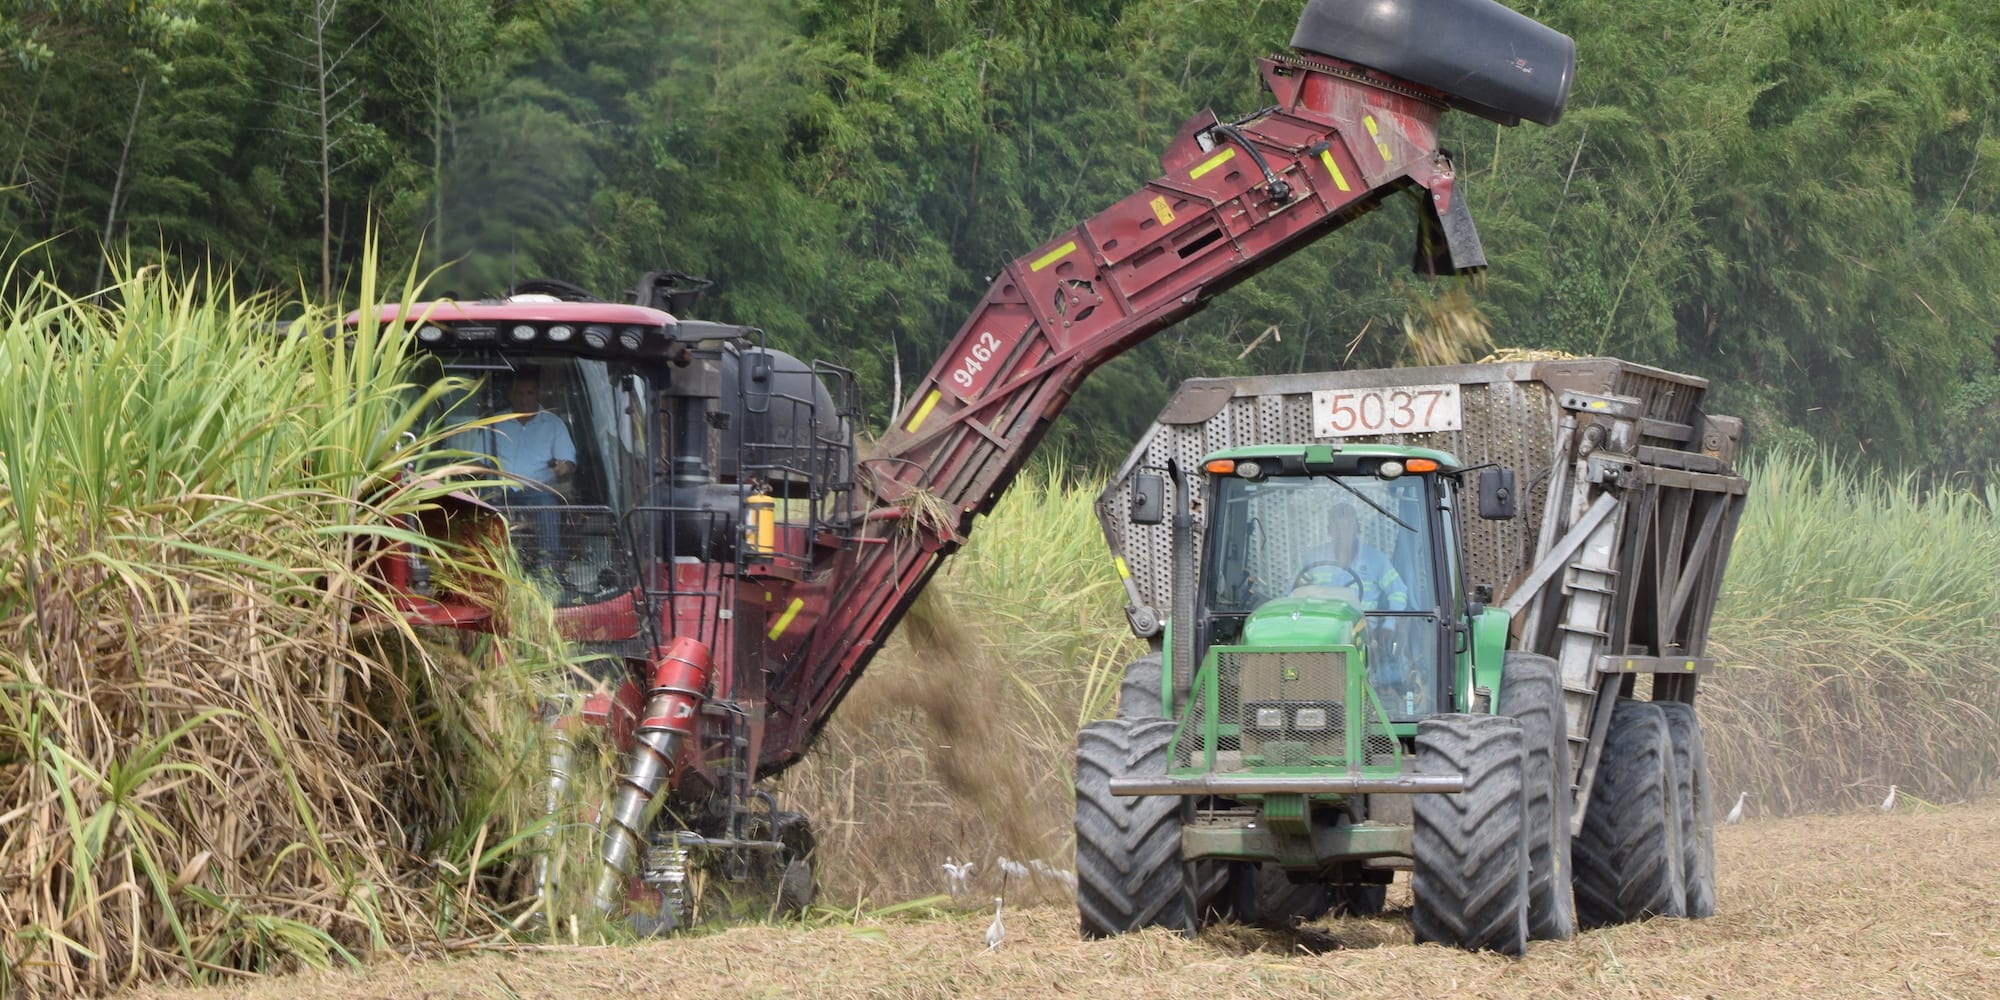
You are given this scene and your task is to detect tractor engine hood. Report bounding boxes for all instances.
[1290,0,1576,127]
[1240,594,1366,648]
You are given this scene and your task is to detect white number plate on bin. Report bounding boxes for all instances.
[1311,384,1463,437]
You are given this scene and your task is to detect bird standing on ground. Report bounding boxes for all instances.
[1881,784,1898,813]
[1724,791,1747,825]
[984,897,1005,951]
[941,859,976,898]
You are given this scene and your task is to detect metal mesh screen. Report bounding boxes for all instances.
[1178,650,1352,771]
[492,503,634,608]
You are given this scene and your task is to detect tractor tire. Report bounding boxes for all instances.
[1410,714,1530,956]
[1331,880,1389,917]
[1075,718,1197,938]
[1497,652,1577,941]
[1656,701,1716,918]
[1573,699,1686,928]
[1117,653,1165,720]
[1112,654,1236,926]
[1224,863,1334,927]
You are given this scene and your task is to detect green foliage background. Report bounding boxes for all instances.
[2,0,1997,472]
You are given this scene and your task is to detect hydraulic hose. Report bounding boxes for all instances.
[1206,123,1292,203]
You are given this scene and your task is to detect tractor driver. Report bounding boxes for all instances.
[1292,503,1409,612]
[1294,502,1423,714]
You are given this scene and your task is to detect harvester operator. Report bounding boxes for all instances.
[450,368,576,557]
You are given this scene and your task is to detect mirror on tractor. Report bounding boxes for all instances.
[1130,472,1166,525]
[1479,467,1517,520]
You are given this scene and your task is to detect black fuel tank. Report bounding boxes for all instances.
[1290,0,1575,127]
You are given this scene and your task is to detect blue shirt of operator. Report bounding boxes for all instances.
[452,412,575,490]
[1296,541,1409,610]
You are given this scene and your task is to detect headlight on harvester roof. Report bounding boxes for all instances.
[617,326,645,351]
[1251,706,1286,730]
[1293,707,1329,730]
[510,323,537,342]
[416,324,445,343]
[547,324,575,343]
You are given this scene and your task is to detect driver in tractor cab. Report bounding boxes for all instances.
[1294,502,1419,713]
[1293,503,1408,611]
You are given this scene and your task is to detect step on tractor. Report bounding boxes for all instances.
[356,0,1576,931]
[1081,359,1749,953]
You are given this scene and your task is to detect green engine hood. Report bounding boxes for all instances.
[1240,594,1366,647]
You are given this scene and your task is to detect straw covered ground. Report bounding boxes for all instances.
[133,797,2000,1000]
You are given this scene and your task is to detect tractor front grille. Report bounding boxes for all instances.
[1177,649,1398,773]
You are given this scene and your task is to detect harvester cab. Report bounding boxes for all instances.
[398,278,856,627]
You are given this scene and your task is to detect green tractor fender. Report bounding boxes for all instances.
[1463,605,1512,710]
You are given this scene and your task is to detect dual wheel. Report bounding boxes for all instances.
[1573,697,1717,926]
[1409,657,1719,951]
[1407,651,1577,955]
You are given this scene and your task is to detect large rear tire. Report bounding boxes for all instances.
[1075,718,1197,937]
[1656,700,1716,918]
[1411,714,1530,956]
[1498,652,1577,941]
[1573,699,1686,928]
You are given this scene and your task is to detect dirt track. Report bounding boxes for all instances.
[138,799,2000,1000]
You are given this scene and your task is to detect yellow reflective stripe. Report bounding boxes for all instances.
[1190,147,1236,180]
[1030,240,1077,272]
[1318,149,1351,192]
[905,389,942,432]
[767,598,805,640]
[1363,115,1393,162]
[1114,555,1130,579]
[1148,195,1176,225]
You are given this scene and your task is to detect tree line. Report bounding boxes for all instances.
[2,0,1995,474]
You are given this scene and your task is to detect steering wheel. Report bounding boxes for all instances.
[1292,560,1364,594]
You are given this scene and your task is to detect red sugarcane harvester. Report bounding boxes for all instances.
[361,0,1576,930]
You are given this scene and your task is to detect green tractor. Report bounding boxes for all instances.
[1079,360,1747,955]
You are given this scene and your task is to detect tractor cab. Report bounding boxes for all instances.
[1168,444,1490,782]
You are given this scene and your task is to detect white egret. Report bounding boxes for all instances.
[985,897,1005,951]
[941,859,976,898]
